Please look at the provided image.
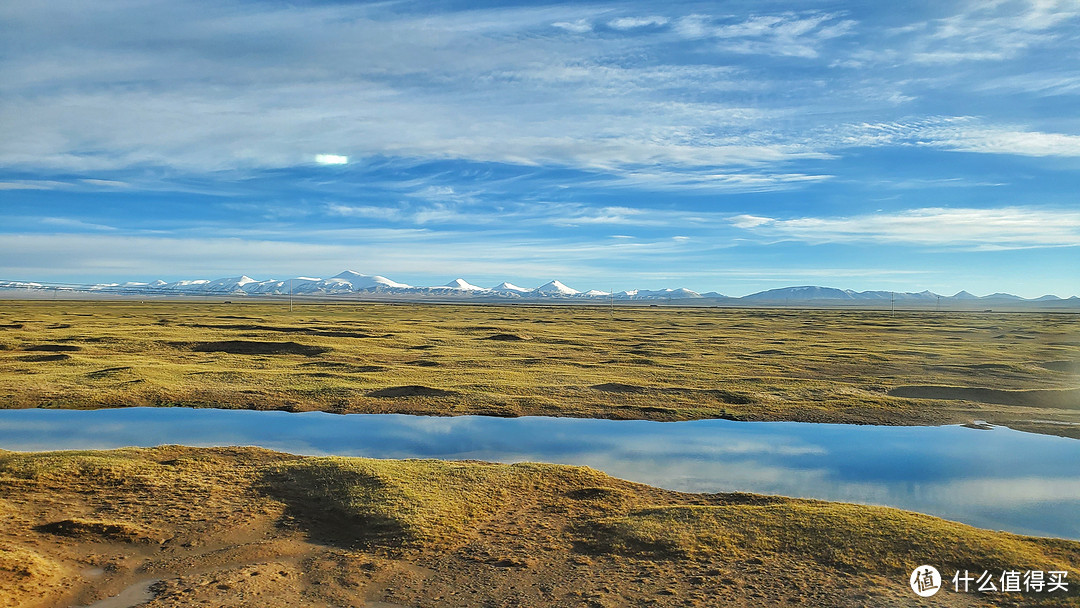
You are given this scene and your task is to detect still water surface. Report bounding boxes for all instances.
[1,407,1077,540]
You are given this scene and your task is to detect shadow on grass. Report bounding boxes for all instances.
[259,464,409,551]
[171,340,331,356]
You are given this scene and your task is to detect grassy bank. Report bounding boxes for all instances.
[1,300,1077,436]
[1,446,1077,607]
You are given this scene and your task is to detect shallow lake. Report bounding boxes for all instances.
[2,408,1078,540]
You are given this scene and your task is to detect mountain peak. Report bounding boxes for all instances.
[329,271,410,289]
[492,282,531,293]
[536,280,580,295]
[445,278,484,290]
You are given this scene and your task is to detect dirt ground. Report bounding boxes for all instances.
[1,446,1076,608]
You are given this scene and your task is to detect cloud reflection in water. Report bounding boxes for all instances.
[1,408,1077,539]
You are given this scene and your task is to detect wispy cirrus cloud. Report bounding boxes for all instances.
[834,117,1080,157]
[731,207,1080,249]
[930,127,1080,157]
[840,0,1080,67]
[323,201,695,228]
[2,1,1079,297]
[674,12,857,58]
[0,230,702,287]
[908,0,1080,64]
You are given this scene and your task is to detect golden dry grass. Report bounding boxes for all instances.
[1,447,1077,607]
[1,300,1077,435]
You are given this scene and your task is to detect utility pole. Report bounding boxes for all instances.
[890,292,895,316]
[290,277,294,312]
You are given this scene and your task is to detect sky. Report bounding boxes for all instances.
[1,0,1079,297]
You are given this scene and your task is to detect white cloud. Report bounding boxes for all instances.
[0,179,133,191]
[883,0,1080,65]
[731,207,1080,248]
[38,218,117,231]
[833,117,1080,158]
[929,128,1080,157]
[678,12,857,58]
[608,16,668,30]
[552,19,592,33]
[729,214,773,229]
[0,181,64,190]
[325,204,403,221]
[974,72,1080,97]
[0,2,866,181]
[0,231,708,285]
[79,178,131,188]
[1,0,1077,197]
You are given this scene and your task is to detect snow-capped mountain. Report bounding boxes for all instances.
[2,271,1075,307]
[619,288,701,300]
[535,280,580,296]
[444,279,485,291]
[490,282,532,294]
[329,270,411,290]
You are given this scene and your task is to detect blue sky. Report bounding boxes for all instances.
[2,0,1078,297]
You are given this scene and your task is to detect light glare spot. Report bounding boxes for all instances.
[315,154,348,165]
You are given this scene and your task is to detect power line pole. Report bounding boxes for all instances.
[289,277,294,312]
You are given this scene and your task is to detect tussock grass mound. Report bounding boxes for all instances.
[2,446,1079,607]
[264,458,615,550]
[265,458,513,549]
[483,333,530,341]
[2,302,1078,434]
[0,449,167,487]
[581,503,1080,574]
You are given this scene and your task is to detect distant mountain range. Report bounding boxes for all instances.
[2,270,1077,308]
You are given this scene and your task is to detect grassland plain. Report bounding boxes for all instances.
[0,300,1077,437]
[1,446,1078,607]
